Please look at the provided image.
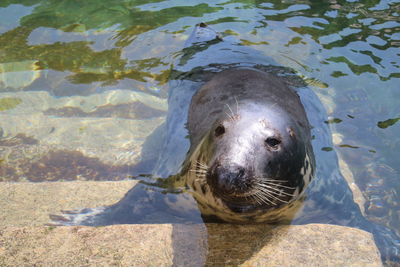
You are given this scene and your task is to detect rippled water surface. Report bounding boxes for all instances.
[0,0,399,263]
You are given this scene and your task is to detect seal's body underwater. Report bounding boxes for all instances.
[53,23,400,263]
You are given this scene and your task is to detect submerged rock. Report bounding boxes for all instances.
[0,180,382,266]
[0,224,382,267]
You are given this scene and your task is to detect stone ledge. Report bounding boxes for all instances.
[0,224,382,267]
[0,181,137,227]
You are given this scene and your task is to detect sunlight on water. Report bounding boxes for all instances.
[0,0,399,265]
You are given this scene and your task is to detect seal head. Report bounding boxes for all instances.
[186,68,315,221]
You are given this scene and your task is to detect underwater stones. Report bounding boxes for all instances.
[0,97,22,111]
[0,89,166,181]
[0,181,137,226]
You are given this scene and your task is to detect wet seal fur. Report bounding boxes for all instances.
[52,23,400,264]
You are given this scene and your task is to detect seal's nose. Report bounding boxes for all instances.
[209,164,251,195]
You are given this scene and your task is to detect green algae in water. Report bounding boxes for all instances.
[0,97,22,111]
[324,118,342,124]
[377,118,400,129]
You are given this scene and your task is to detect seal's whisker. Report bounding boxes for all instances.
[234,96,239,115]
[254,194,270,206]
[256,177,296,189]
[257,183,296,197]
[256,187,280,202]
[224,111,234,121]
[259,179,296,189]
[251,195,262,205]
[197,166,208,170]
[262,182,296,190]
[257,187,289,203]
[253,191,275,205]
[258,184,295,197]
[225,103,236,120]
[264,178,291,183]
[196,160,208,169]
[263,188,295,198]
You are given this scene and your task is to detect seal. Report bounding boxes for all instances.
[182,68,315,222]
[52,23,400,263]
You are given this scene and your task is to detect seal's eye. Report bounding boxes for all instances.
[265,137,281,149]
[215,125,225,137]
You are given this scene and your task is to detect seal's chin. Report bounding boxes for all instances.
[225,202,262,213]
[221,196,261,213]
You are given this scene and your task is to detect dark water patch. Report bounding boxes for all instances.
[0,133,142,182]
[0,164,16,181]
[43,102,165,119]
[25,150,135,182]
[0,133,38,146]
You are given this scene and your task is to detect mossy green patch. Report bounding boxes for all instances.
[324,118,342,124]
[0,97,22,111]
[377,117,400,129]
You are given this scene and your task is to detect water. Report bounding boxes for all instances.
[0,0,399,265]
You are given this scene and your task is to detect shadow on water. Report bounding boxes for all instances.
[171,223,279,266]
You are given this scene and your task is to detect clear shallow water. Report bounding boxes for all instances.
[0,0,399,261]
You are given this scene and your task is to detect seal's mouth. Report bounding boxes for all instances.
[217,188,293,213]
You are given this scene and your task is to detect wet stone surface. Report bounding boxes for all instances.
[0,181,383,266]
[0,224,382,267]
